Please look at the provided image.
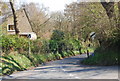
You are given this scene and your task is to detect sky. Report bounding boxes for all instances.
[16,0,78,12]
[5,0,119,12]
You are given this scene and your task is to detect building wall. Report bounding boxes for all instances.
[6,16,15,35]
[1,20,8,35]
[4,9,33,35]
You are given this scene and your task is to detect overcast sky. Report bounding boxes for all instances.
[15,0,78,12]
[5,0,119,12]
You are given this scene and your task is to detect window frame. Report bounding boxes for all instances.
[7,24,15,32]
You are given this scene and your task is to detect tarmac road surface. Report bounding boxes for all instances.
[2,54,118,79]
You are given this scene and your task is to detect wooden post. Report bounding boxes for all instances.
[87,49,89,58]
[28,40,31,54]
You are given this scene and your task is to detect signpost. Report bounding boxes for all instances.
[28,34,31,54]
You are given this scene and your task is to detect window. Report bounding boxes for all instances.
[8,24,15,31]
[27,34,31,38]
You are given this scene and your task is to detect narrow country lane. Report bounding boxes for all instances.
[2,54,118,79]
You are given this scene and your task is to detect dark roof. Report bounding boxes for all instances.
[0,9,22,25]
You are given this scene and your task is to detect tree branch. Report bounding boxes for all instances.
[100,0,115,19]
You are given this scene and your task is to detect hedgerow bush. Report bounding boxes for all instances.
[48,30,83,58]
[1,31,84,75]
[81,30,120,66]
[1,35,29,54]
[81,42,119,66]
[31,39,43,53]
[81,50,118,65]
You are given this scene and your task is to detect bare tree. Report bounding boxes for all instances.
[24,3,51,38]
[101,0,120,28]
[50,12,65,30]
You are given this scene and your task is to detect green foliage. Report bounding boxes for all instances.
[49,30,66,57]
[1,35,16,49]
[41,40,50,53]
[81,47,118,66]
[31,39,43,53]
[1,54,31,75]
[9,54,32,69]
[68,38,81,50]
[81,29,119,66]
[0,33,84,76]
[81,52,118,66]
[1,52,69,75]
[1,35,29,54]
[49,40,58,53]
[15,37,29,50]
[49,30,83,57]
[51,30,64,41]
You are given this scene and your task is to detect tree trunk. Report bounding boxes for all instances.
[9,0,19,35]
[100,0,120,29]
[118,1,120,28]
[101,0,115,19]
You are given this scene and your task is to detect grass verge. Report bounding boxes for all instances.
[81,50,118,66]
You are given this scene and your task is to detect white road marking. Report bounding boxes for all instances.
[75,77,79,79]
[69,74,74,76]
[60,66,66,72]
